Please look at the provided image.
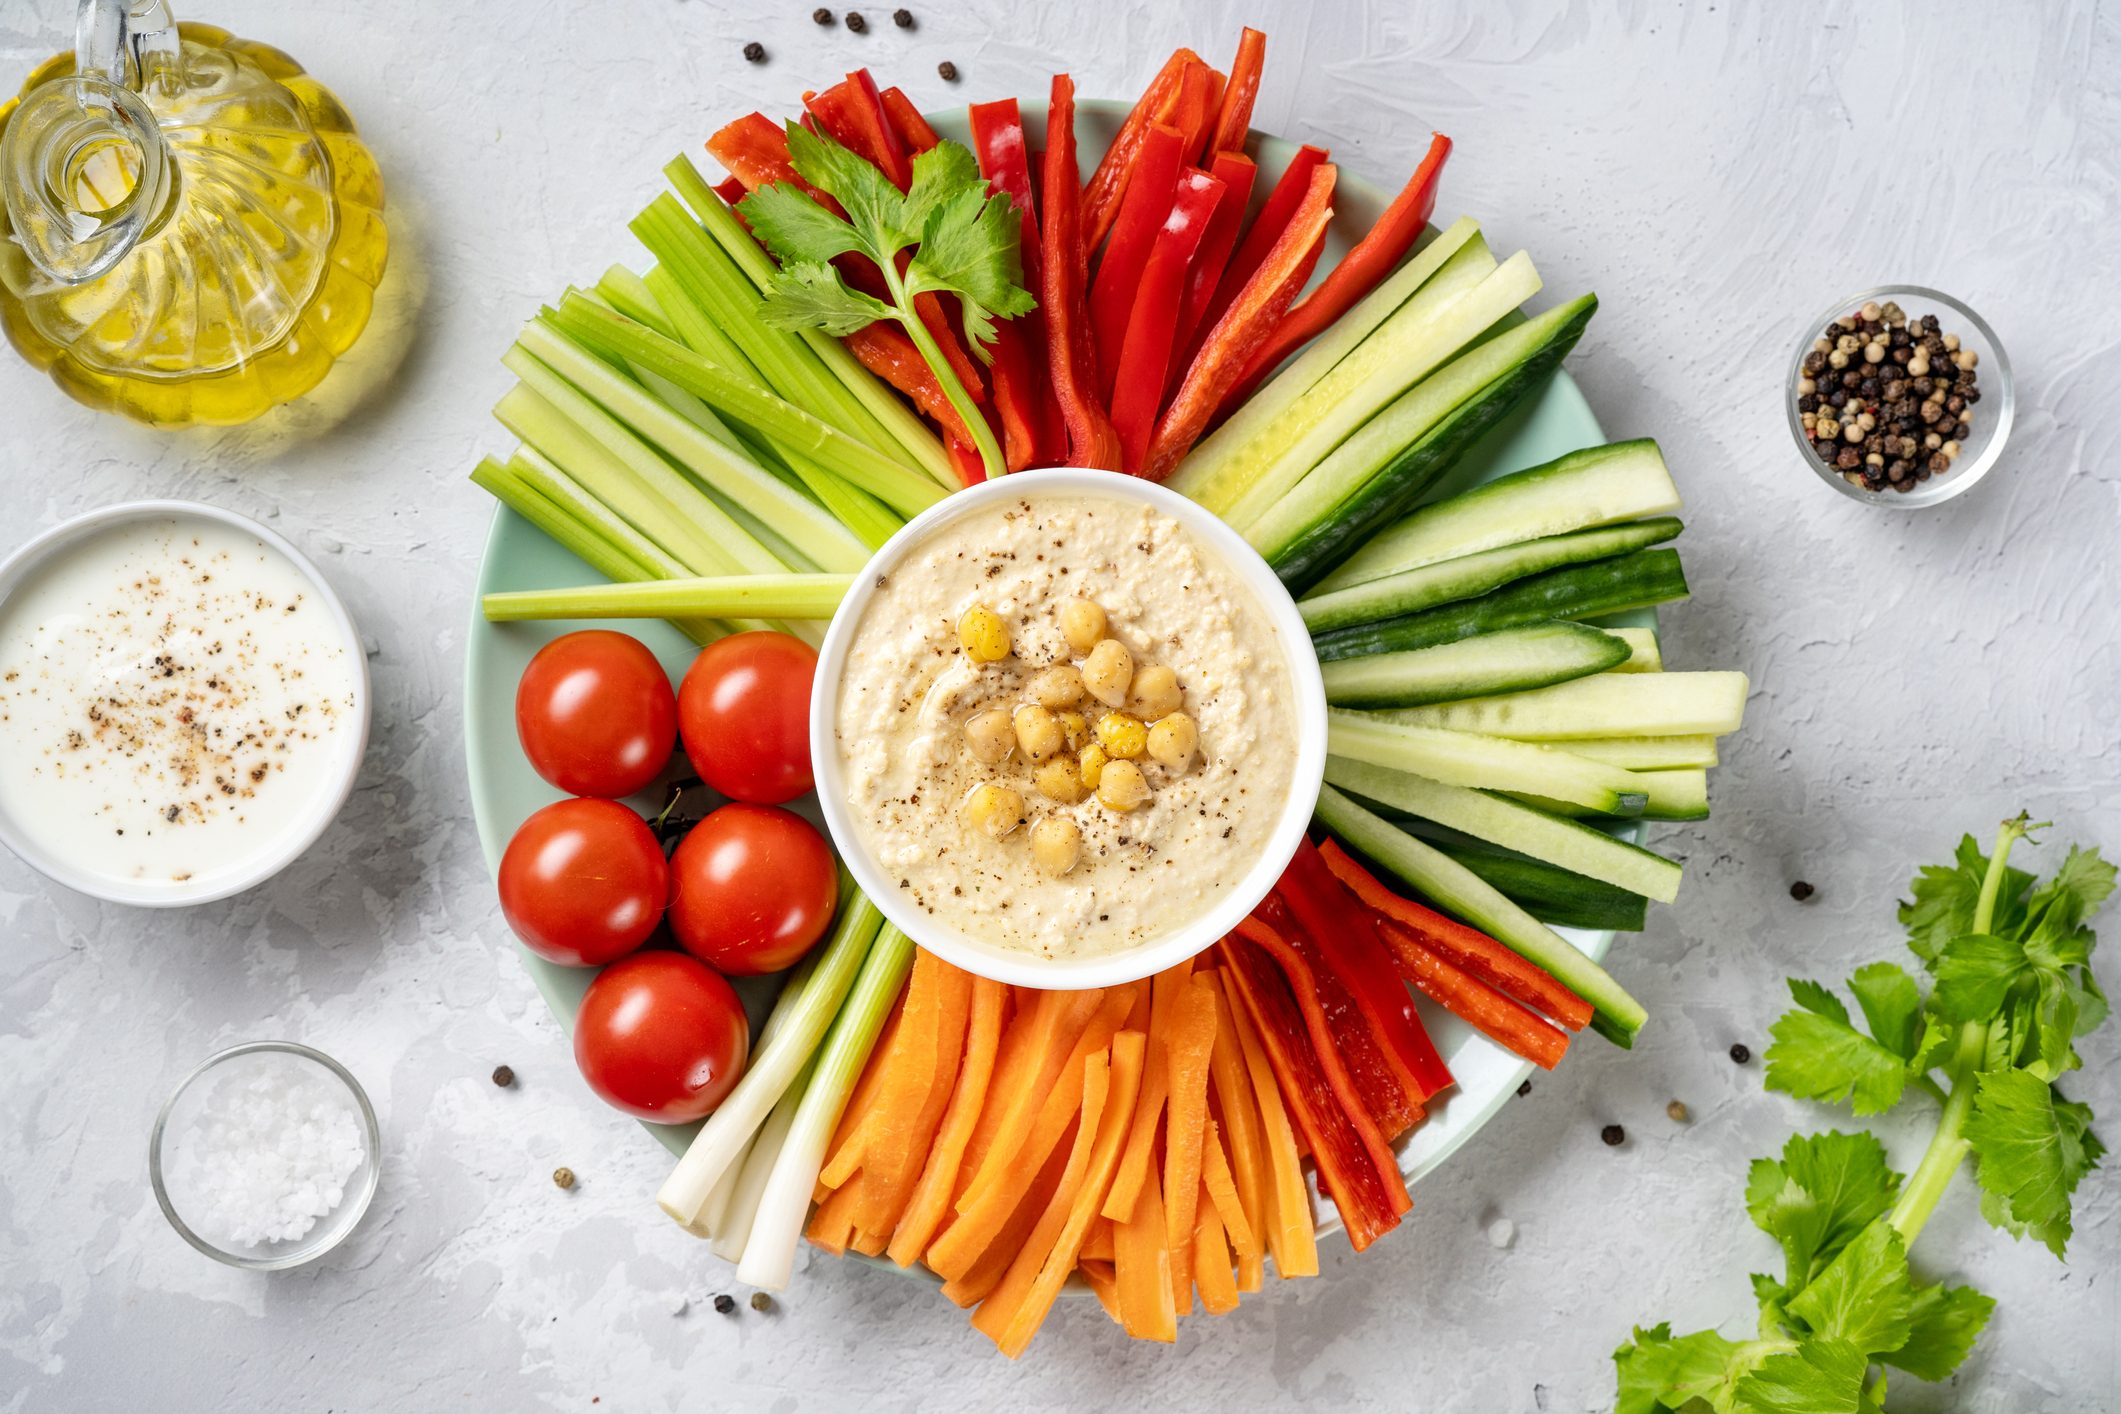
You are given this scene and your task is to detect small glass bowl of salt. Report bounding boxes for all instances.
[149,1041,380,1270]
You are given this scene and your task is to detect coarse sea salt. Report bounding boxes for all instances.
[173,1067,366,1248]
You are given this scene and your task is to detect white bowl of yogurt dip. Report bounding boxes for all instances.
[0,501,369,906]
[813,469,1327,989]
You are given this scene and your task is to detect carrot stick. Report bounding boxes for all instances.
[1102,959,1194,1220]
[854,958,975,1234]
[1083,1214,1116,1263]
[1161,973,1220,1311]
[888,977,1006,1266]
[1319,839,1594,1031]
[954,988,1105,1210]
[818,988,908,1189]
[984,1032,1146,1358]
[1192,1178,1240,1316]
[927,987,1134,1279]
[971,1049,1113,1350]
[806,1176,866,1255]
[1203,972,1271,1289]
[1113,1145,1177,1341]
[1080,1258,1124,1325]
[830,951,945,1201]
[938,1128,1075,1308]
[1201,1116,1259,1272]
[1223,966,1318,1277]
[1382,919,1571,1069]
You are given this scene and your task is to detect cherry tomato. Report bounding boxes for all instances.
[677,631,817,805]
[498,798,668,967]
[573,951,749,1123]
[516,630,677,798]
[668,803,838,975]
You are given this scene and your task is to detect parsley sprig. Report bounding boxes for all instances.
[738,123,1034,481]
[1617,814,2111,1412]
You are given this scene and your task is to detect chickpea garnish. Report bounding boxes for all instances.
[1059,598,1107,654]
[1077,742,1109,790]
[964,707,1015,764]
[1028,663,1086,710]
[1057,710,1090,751]
[957,603,1010,662]
[1030,816,1083,875]
[1146,711,1198,771]
[1081,638,1134,708]
[1095,758,1150,812]
[1013,704,1065,761]
[1125,664,1182,720]
[1095,711,1147,760]
[965,783,1026,839]
[1034,756,1089,804]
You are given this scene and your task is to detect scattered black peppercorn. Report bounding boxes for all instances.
[742,41,766,63]
[1601,1124,1626,1147]
[749,1291,774,1312]
[1730,1043,1752,1065]
[491,1064,515,1087]
[812,6,834,22]
[1789,880,1815,901]
[712,1293,736,1315]
[553,1166,576,1190]
[845,11,867,32]
[1516,1079,1533,1098]
[1666,1099,1691,1123]
[893,7,914,26]
[937,60,959,82]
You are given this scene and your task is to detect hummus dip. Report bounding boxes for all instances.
[834,493,1297,960]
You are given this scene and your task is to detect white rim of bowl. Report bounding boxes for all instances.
[147,1039,383,1270]
[809,468,1328,990]
[1785,284,2014,509]
[0,500,371,907]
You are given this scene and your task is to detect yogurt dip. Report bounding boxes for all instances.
[0,512,363,900]
[834,492,1299,960]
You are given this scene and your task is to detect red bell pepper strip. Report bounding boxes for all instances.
[712,175,748,208]
[1191,143,1328,347]
[879,85,941,153]
[1275,839,1453,1102]
[1380,918,1570,1070]
[805,74,912,192]
[1087,123,1186,400]
[1109,168,1223,472]
[1222,132,1453,410]
[968,97,1065,467]
[1255,898,1424,1139]
[708,113,838,210]
[1141,164,1334,480]
[1041,75,1122,471]
[1166,60,1221,165]
[1219,928,1409,1251]
[1079,50,1198,256]
[843,325,979,446]
[1208,27,1267,155]
[1167,151,1257,397]
[1319,839,1594,1031]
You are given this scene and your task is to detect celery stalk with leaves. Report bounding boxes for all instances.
[738,124,1034,481]
[1616,814,2111,1412]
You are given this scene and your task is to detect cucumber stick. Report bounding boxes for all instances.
[1605,627,1663,672]
[1515,768,1710,822]
[1321,622,1629,708]
[1431,843,1650,932]
[1563,735,1718,769]
[1314,785,1647,1045]
[1221,245,1538,532]
[1298,518,1682,632]
[1327,710,1652,814]
[1266,295,1601,592]
[1170,217,1483,513]
[1379,671,1750,740]
[1312,549,1689,663]
[1322,756,1682,901]
[1315,439,1682,594]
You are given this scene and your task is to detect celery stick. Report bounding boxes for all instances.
[546,295,947,519]
[643,263,767,386]
[595,264,678,340]
[484,574,853,623]
[658,891,885,1226]
[669,156,955,490]
[737,921,915,1290]
[777,446,903,551]
[515,322,868,572]
[471,457,653,581]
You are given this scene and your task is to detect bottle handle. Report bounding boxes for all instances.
[74,0,181,91]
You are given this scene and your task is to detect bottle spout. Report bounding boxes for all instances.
[1,75,171,284]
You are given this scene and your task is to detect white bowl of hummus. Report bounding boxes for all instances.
[812,469,1326,989]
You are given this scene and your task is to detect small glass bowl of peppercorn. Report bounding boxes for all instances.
[1788,285,2012,507]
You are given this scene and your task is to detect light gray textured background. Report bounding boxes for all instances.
[2,2,2117,1410]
